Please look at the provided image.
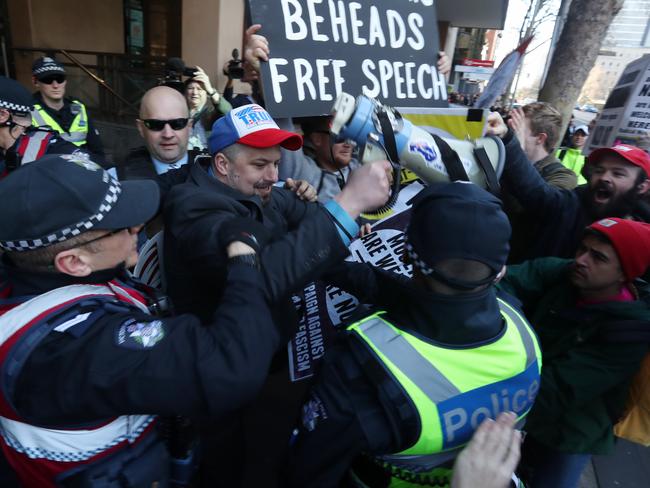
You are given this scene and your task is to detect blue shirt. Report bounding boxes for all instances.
[152,153,189,175]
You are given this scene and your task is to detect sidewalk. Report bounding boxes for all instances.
[580,439,650,487]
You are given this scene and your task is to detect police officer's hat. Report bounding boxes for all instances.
[0,154,160,252]
[406,182,511,290]
[32,56,66,80]
[0,76,33,114]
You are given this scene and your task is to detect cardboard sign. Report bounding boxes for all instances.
[288,183,423,381]
[587,54,650,151]
[247,0,447,117]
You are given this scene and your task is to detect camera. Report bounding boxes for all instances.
[225,49,245,80]
[159,57,198,91]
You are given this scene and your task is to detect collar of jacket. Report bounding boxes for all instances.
[534,152,562,170]
[379,273,505,346]
[2,255,129,297]
[188,159,267,215]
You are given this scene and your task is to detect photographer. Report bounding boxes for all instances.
[184,66,232,151]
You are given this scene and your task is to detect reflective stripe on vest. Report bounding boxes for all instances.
[32,101,88,146]
[17,131,52,164]
[0,284,156,484]
[347,298,541,471]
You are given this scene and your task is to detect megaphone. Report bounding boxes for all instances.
[330,93,505,191]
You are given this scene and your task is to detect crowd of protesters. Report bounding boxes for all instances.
[0,16,649,488]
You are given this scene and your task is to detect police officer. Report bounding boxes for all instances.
[0,76,85,177]
[31,56,105,158]
[286,183,542,487]
[0,154,281,487]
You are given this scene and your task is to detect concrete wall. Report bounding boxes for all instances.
[182,0,250,96]
[8,0,124,92]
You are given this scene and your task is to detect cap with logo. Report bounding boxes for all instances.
[0,154,160,252]
[588,218,650,281]
[0,76,33,114]
[406,182,511,290]
[573,124,589,136]
[32,57,66,80]
[208,104,302,155]
[587,144,650,177]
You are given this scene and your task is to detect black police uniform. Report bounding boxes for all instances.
[0,155,279,487]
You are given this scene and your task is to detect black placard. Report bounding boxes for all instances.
[247,0,447,117]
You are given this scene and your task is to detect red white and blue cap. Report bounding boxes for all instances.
[208,104,302,155]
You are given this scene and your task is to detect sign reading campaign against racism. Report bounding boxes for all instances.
[587,54,650,152]
[288,183,423,382]
[247,0,447,117]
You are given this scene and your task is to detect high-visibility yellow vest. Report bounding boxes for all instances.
[557,147,587,185]
[32,100,89,147]
[347,298,542,487]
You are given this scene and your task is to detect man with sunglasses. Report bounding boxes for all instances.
[0,153,286,487]
[0,76,85,177]
[31,57,105,160]
[120,86,204,182]
[280,116,359,204]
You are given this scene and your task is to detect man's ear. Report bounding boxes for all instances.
[53,248,93,277]
[537,132,548,147]
[0,109,10,124]
[637,178,650,195]
[213,153,229,177]
[32,76,39,89]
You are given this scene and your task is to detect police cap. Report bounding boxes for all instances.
[32,56,66,80]
[0,76,33,114]
[406,182,511,289]
[0,154,160,252]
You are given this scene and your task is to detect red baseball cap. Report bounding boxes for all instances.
[588,144,650,177]
[588,218,650,281]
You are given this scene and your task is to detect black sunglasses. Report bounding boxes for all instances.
[142,118,189,131]
[38,74,66,84]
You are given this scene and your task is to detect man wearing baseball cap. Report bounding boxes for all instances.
[31,56,105,159]
[0,154,287,487]
[488,112,650,260]
[557,124,589,184]
[286,183,540,487]
[0,76,82,177]
[162,102,390,484]
[500,218,650,487]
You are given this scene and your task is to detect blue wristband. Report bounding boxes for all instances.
[324,200,360,246]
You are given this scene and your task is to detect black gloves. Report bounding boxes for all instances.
[219,217,270,253]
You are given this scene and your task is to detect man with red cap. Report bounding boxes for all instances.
[162,103,392,485]
[488,112,650,260]
[498,218,650,488]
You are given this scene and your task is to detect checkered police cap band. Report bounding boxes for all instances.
[0,99,31,114]
[0,176,122,252]
[405,240,434,276]
[33,65,65,75]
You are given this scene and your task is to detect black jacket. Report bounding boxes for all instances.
[500,130,650,259]
[286,264,511,487]
[3,259,280,424]
[32,92,105,159]
[162,161,350,322]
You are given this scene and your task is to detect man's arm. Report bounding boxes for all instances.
[16,246,282,422]
[487,113,574,218]
[498,257,572,307]
[84,113,106,159]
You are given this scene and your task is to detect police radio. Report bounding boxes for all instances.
[330,93,506,202]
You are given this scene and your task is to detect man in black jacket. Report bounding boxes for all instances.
[163,103,392,322]
[488,112,650,259]
[0,154,279,486]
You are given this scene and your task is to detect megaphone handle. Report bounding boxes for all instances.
[376,109,399,165]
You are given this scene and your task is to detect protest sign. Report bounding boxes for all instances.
[247,0,447,117]
[288,182,422,381]
[587,54,650,151]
